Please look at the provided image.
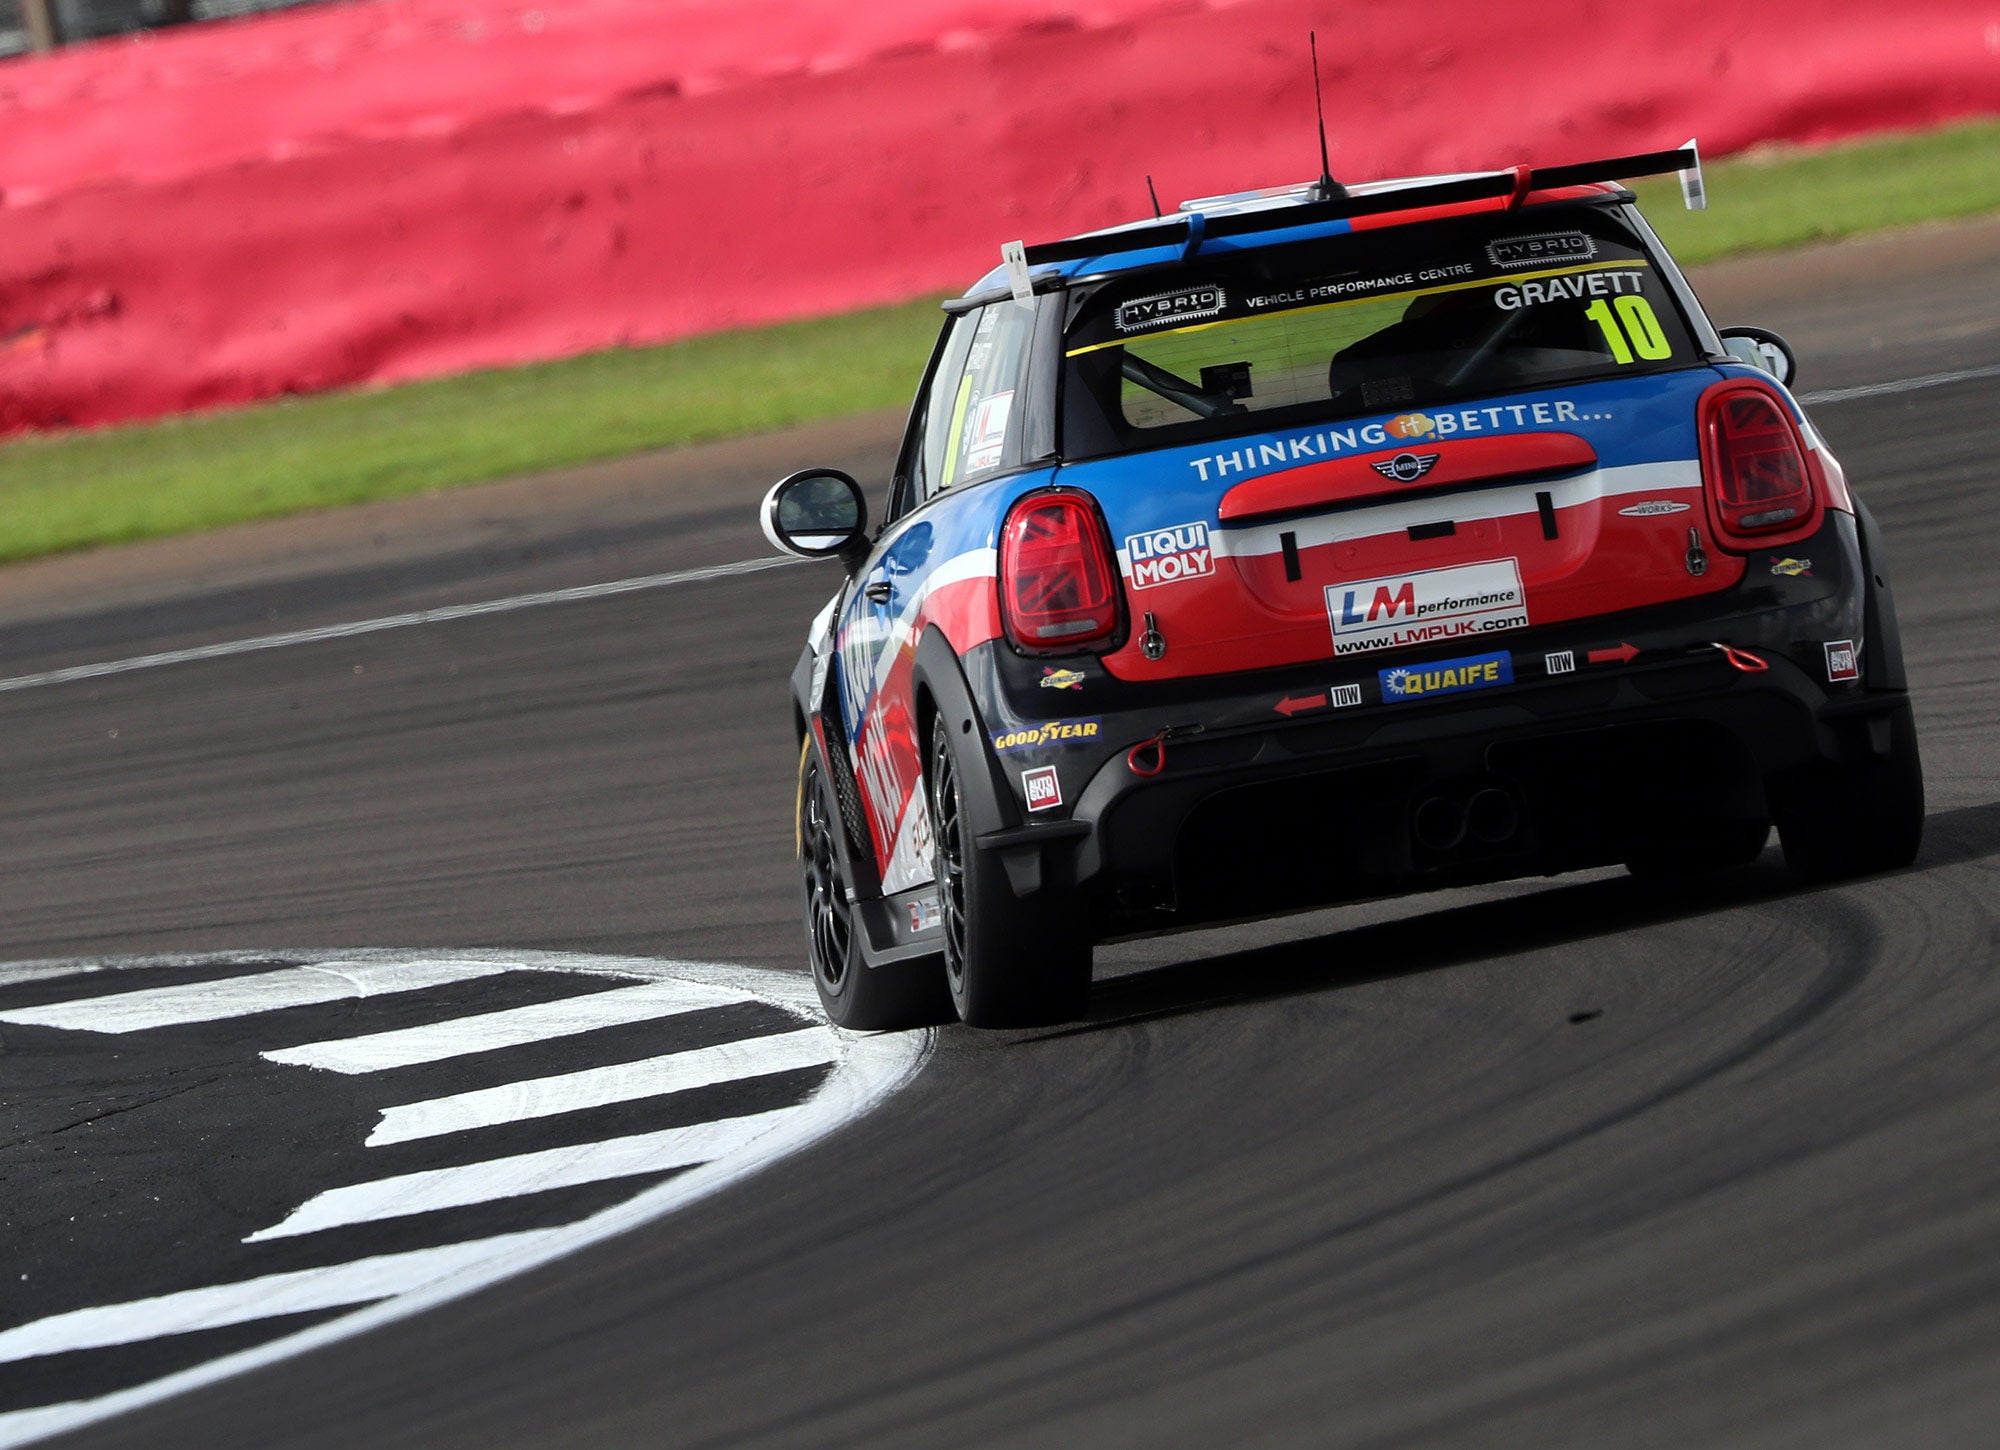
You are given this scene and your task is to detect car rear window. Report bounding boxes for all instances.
[1059,204,1698,460]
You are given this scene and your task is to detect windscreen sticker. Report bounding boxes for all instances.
[1326,558,1528,658]
[1487,231,1597,268]
[965,390,1013,472]
[1244,262,1477,310]
[1493,271,1646,308]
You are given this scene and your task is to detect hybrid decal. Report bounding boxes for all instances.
[1124,522,1215,589]
[1021,766,1063,811]
[1116,286,1225,333]
[1488,232,1596,269]
[1380,650,1514,701]
[991,719,1103,753]
[1326,559,1529,657]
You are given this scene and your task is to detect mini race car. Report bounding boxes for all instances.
[762,146,1923,1030]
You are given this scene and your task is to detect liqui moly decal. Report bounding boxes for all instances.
[1326,559,1528,657]
[1124,522,1214,589]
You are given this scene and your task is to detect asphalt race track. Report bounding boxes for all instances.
[3,220,1999,1448]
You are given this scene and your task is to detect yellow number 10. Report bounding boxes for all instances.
[1584,296,1672,363]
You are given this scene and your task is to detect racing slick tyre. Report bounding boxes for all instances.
[928,715,1092,1029]
[1624,818,1771,880]
[1770,700,1926,882]
[797,740,955,1031]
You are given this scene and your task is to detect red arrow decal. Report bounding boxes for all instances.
[1275,693,1327,717]
[1587,643,1640,665]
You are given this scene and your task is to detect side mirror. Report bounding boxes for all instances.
[1717,326,1797,388]
[760,469,870,568]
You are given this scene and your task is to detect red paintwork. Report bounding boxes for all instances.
[1218,434,1599,522]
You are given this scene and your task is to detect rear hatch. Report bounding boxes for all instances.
[1055,202,1745,683]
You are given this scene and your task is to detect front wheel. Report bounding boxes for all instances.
[928,715,1091,1028]
[1771,700,1925,882]
[797,739,954,1031]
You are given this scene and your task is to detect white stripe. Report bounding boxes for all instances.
[1799,362,2000,406]
[0,554,800,697]
[246,1108,798,1241]
[1215,459,1700,556]
[262,977,751,1074]
[0,959,515,1034]
[366,1029,839,1145]
[0,1230,555,1366]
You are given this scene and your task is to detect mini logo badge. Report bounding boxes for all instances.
[1380,650,1514,701]
[1115,286,1225,333]
[1618,500,1691,517]
[1770,557,1813,577]
[1330,682,1364,708]
[1825,640,1860,682]
[1022,766,1063,812]
[1545,650,1575,674]
[1487,231,1597,269]
[1040,668,1085,690]
[1370,451,1441,483]
[1125,521,1214,589]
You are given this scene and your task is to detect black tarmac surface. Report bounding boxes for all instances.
[5,221,1999,1448]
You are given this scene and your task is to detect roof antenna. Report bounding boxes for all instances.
[1308,32,1348,202]
[1146,174,1163,219]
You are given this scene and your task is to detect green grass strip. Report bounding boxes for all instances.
[2,116,1996,567]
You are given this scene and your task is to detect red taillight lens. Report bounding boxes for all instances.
[1000,492,1120,652]
[1703,385,1815,541]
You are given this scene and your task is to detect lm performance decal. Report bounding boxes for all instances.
[991,719,1102,754]
[1380,649,1514,701]
[1125,521,1214,589]
[1327,559,1527,657]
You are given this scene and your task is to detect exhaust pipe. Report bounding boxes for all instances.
[1412,795,1467,852]
[1466,787,1520,845]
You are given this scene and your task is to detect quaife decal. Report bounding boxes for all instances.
[1488,232,1596,269]
[1021,766,1063,812]
[1125,521,1215,589]
[1770,557,1813,577]
[991,719,1102,753]
[1380,650,1514,701]
[1040,667,1085,690]
[1618,501,1691,517]
[1369,452,1440,482]
[1326,559,1528,657]
[1116,286,1225,333]
[1825,640,1860,682]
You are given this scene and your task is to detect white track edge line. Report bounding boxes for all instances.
[1798,361,2000,405]
[0,554,804,696]
[0,950,925,1450]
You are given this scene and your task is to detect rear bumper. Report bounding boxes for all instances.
[963,511,1903,935]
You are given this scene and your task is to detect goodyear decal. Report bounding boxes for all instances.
[1380,650,1514,701]
[991,719,1102,754]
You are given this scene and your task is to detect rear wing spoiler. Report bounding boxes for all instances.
[1013,144,1705,270]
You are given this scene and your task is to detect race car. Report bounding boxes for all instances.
[762,146,1923,1030]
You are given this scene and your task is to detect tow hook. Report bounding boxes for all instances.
[1140,611,1167,661]
[1684,527,1709,578]
[1127,723,1203,777]
[1709,642,1769,673]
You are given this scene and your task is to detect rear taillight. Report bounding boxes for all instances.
[1701,381,1817,545]
[999,491,1121,653]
